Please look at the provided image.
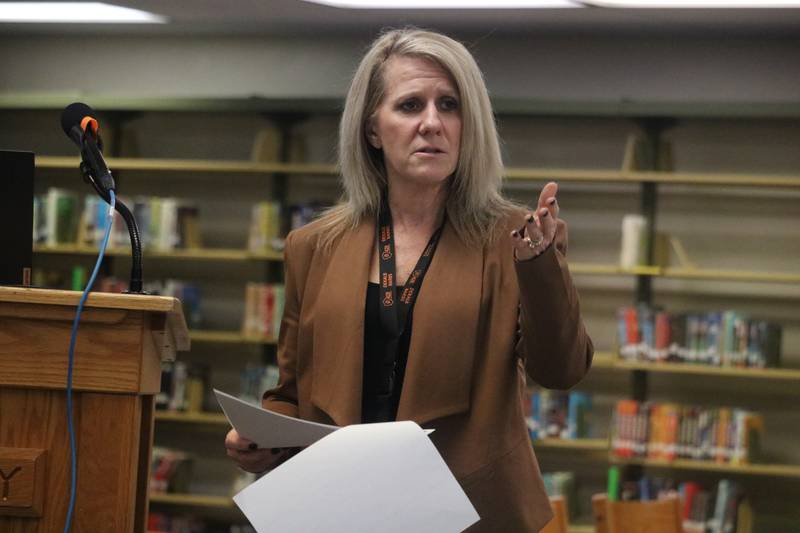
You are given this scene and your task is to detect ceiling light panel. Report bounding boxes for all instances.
[302,0,583,8]
[584,0,800,6]
[0,2,167,23]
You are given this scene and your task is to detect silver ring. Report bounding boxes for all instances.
[527,236,544,248]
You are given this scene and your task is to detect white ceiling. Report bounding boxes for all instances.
[2,0,800,36]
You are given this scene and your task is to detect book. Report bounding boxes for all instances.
[248,201,283,252]
[566,391,591,439]
[620,214,648,269]
[241,282,286,339]
[611,400,762,464]
[616,306,782,369]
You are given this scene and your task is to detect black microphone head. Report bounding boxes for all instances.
[61,102,97,140]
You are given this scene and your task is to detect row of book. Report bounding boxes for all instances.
[147,512,205,533]
[97,276,203,330]
[525,390,591,440]
[607,469,751,533]
[617,305,782,368]
[33,188,202,250]
[611,400,763,464]
[242,283,285,339]
[145,279,203,329]
[148,513,255,533]
[239,364,280,406]
[247,201,329,252]
[541,471,578,520]
[682,480,750,533]
[157,361,209,413]
[29,269,204,329]
[35,189,327,254]
[150,447,193,494]
[156,361,280,415]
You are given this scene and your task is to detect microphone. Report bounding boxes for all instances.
[60,102,144,293]
[60,102,116,193]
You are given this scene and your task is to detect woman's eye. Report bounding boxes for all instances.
[439,97,460,112]
[399,100,421,112]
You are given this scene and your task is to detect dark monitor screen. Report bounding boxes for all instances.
[0,150,34,286]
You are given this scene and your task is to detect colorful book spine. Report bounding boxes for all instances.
[241,283,286,339]
[616,306,781,369]
[611,401,762,464]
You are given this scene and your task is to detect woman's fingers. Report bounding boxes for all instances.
[538,181,558,210]
[225,428,288,473]
[510,227,531,260]
[538,206,556,242]
[225,429,254,451]
[511,213,548,260]
[545,196,559,219]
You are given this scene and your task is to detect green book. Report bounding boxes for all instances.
[607,466,620,501]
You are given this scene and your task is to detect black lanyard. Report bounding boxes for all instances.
[375,196,444,395]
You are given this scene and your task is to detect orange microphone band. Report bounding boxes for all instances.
[80,116,99,134]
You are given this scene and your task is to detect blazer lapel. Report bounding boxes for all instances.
[310,217,374,427]
[396,218,483,425]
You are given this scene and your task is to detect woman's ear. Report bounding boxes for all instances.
[365,117,382,149]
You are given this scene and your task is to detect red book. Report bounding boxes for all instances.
[681,481,702,522]
[625,307,639,345]
[655,311,671,361]
[264,284,275,338]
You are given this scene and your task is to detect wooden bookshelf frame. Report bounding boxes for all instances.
[189,329,277,345]
[570,263,800,285]
[149,492,236,509]
[36,156,800,189]
[31,246,800,286]
[590,351,800,381]
[533,438,609,453]
[32,244,282,262]
[610,456,800,479]
[529,438,800,480]
[154,411,228,425]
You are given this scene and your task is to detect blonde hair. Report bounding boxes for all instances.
[317,27,516,249]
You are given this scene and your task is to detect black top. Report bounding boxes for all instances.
[361,282,414,423]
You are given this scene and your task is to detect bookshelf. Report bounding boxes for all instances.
[31,243,800,284]
[11,96,800,532]
[155,411,229,425]
[189,329,277,345]
[37,155,800,188]
[150,492,236,509]
[33,244,282,261]
[534,438,610,453]
[36,155,336,176]
[549,351,800,382]
[611,359,800,381]
[609,457,800,480]
[531,436,800,479]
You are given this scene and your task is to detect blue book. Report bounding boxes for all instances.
[567,391,591,439]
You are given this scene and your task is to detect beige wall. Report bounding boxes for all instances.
[1,34,799,102]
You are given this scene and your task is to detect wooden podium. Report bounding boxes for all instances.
[0,286,190,532]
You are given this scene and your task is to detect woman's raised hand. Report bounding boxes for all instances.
[511,181,560,261]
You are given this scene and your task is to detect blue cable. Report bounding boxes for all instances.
[64,190,115,533]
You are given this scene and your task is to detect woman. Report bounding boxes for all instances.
[226,28,593,532]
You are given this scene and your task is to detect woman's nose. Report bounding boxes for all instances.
[419,103,442,134]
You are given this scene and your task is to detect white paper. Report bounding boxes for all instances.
[233,421,480,533]
[214,389,337,448]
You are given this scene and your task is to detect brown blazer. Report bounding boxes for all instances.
[262,210,593,532]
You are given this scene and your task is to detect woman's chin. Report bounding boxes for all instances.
[396,167,455,186]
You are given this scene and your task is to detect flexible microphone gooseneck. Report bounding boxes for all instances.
[60,102,144,293]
